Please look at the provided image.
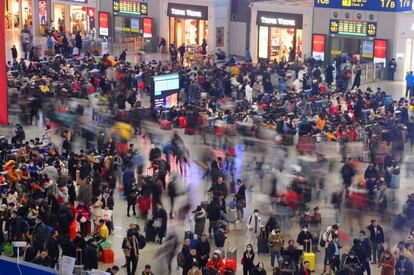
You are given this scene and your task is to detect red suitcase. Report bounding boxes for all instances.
[178,116,187,128]
[185,127,196,135]
[160,120,172,130]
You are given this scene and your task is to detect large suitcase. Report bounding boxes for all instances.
[257,237,269,254]
[228,209,237,223]
[145,220,157,242]
[303,243,315,271]
[185,127,197,135]
[160,120,172,130]
[178,116,187,128]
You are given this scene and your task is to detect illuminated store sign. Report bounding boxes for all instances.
[113,0,147,16]
[256,11,303,29]
[167,3,208,20]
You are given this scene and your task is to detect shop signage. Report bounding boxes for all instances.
[312,34,326,61]
[99,12,109,36]
[329,19,377,37]
[374,39,387,66]
[167,3,208,20]
[256,11,303,29]
[142,17,152,38]
[63,0,88,3]
[113,0,148,16]
[315,0,412,12]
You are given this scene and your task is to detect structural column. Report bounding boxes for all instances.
[0,0,8,125]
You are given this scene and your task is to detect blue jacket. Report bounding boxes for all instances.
[406,74,414,87]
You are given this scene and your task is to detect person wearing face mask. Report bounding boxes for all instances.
[251,262,267,275]
[241,244,255,275]
[379,249,396,275]
[395,255,413,275]
[207,250,224,274]
[326,234,341,271]
[344,250,361,274]
[296,225,313,253]
[268,226,285,269]
[247,209,263,251]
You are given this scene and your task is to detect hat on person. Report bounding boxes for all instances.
[214,250,222,256]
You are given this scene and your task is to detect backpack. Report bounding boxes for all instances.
[319,230,330,247]
[137,234,146,249]
[100,248,115,264]
[45,226,53,240]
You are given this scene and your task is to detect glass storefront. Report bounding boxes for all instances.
[167,3,209,48]
[5,0,32,29]
[70,5,87,34]
[114,16,144,53]
[256,11,303,62]
[53,4,66,33]
[169,17,208,47]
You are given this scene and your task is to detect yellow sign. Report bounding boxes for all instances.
[330,20,339,33]
[342,0,351,6]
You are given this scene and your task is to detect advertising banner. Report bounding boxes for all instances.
[142,17,152,38]
[374,39,387,66]
[99,12,109,36]
[312,34,325,61]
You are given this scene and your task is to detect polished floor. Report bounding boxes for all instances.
[1,30,412,275]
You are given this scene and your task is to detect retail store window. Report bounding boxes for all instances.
[169,17,208,47]
[258,26,302,61]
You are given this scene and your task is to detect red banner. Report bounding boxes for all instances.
[99,12,109,36]
[142,17,152,38]
[312,34,325,61]
[373,39,387,65]
[0,0,8,125]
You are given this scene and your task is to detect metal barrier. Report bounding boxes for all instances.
[361,62,385,82]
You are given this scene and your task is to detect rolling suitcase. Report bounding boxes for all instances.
[145,220,157,242]
[228,209,237,223]
[303,242,315,271]
[178,116,187,128]
[257,228,269,254]
[160,120,172,130]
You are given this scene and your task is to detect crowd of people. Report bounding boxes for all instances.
[1,27,414,275]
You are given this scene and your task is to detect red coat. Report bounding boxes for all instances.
[207,258,225,274]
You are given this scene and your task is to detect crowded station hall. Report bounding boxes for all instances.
[1,0,414,274]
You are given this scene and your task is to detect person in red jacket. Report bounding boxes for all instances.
[207,250,225,274]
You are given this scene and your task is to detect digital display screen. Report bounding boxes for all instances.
[312,34,326,61]
[362,40,374,58]
[330,20,377,37]
[315,0,412,12]
[152,74,180,108]
[113,0,147,15]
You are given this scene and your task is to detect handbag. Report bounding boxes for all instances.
[3,242,13,257]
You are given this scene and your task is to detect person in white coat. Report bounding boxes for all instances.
[247,209,263,251]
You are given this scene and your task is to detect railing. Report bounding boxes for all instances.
[360,62,386,82]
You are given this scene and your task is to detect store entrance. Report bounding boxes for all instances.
[330,37,374,63]
[258,26,302,62]
[169,17,208,47]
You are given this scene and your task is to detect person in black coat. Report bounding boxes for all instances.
[251,262,267,275]
[352,66,362,90]
[75,32,83,51]
[32,249,52,267]
[296,225,313,252]
[326,63,335,86]
[32,216,47,255]
[46,229,60,268]
[366,219,385,264]
[83,238,98,271]
[196,234,210,268]
[153,202,168,244]
[182,247,200,275]
[207,199,221,236]
[61,234,77,259]
[241,244,255,275]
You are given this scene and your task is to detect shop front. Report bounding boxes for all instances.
[167,3,208,48]
[112,0,149,52]
[51,0,97,36]
[249,2,312,63]
[256,11,303,62]
[5,0,32,29]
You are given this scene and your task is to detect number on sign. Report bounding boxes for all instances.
[400,0,410,7]
[381,0,396,8]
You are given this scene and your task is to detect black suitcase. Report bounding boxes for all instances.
[145,221,157,242]
[257,237,269,254]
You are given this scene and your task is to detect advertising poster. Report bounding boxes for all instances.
[131,18,140,33]
[216,27,224,47]
[258,26,269,59]
[99,12,109,36]
[374,39,387,66]
[312,34,325,61]
[142,17,152,38]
